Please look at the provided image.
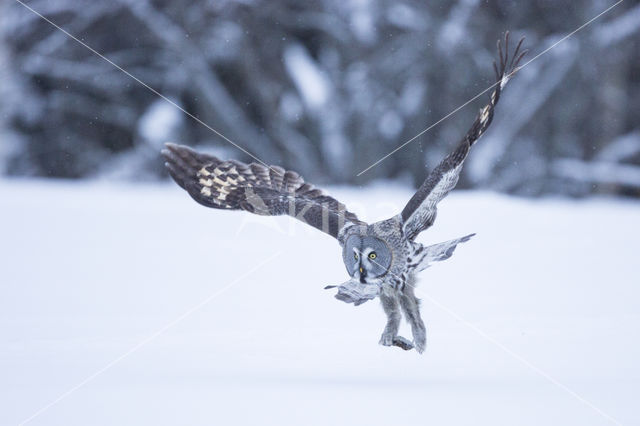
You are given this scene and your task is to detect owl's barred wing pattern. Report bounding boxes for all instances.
[401,33,527,241]
[162,143,364,239]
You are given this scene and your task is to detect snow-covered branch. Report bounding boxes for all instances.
[595,3,640,47]
[596,131,640,162]
[552,158,640,188]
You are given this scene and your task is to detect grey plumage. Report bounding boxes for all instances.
[162,33,526,353]
[163,143,363,239]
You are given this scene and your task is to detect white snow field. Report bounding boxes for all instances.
[1,179,639,426]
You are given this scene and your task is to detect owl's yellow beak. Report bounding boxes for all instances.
[359,267,364,274]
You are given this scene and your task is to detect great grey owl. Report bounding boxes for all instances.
[162,34,526,353]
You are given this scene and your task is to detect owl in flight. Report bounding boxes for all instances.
[163,34,526,353]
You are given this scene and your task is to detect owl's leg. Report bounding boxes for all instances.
[379,293,401,346]
[399,280,426,353]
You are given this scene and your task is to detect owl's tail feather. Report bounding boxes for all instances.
[326,279,381,306]
[407,233,475,272]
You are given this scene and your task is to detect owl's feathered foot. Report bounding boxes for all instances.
[382,331,424,353]
[413,334,426,354]
[379,333,415,351]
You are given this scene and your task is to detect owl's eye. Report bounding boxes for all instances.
[354,252,358,260]
[368,252,377,260]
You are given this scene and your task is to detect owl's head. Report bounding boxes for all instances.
[342,234,392,283]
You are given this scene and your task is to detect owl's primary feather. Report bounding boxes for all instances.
[401,33,526,241]
[162,143,364,239]
[163,33,527,353]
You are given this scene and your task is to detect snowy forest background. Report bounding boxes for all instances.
[1,0,639,197]
[3,2,640,425]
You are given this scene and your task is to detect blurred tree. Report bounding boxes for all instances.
[0,0,638,196]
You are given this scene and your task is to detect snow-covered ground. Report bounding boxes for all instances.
[1,179,639,426]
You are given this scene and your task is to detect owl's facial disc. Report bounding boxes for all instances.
[342,235,391,283]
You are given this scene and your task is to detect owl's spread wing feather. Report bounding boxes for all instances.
[162,143,364,239]
[407,233,475,272]
[401,33,526,241]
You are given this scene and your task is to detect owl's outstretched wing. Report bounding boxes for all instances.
[401,32,526,241]
[162,143,364,239]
